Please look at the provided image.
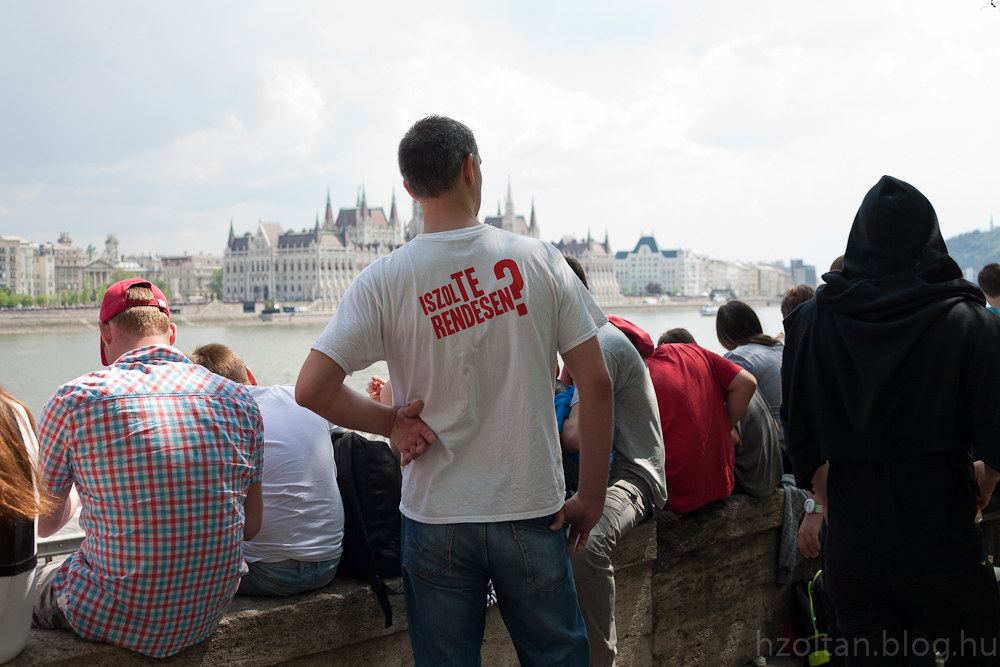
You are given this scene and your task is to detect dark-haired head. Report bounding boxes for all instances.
[781,284,816,318]
[716,301,777,351]
[978,264,1000,299]
[657,328,696,346]
[398,115,479,199]
[564,255,588,289]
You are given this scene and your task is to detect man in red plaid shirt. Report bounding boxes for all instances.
[32,279,264,658]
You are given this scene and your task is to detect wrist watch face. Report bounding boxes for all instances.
[804,498,816,514]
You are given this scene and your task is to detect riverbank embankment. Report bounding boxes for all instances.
[0,302,331,334]
[0,296,785,335]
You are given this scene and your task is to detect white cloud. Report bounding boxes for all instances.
[2,0,1000,268]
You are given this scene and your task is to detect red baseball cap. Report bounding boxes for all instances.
[99,278,170,365]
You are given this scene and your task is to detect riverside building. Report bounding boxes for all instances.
[615,235,794,298]
[555,233,626,307]
[223,188,406,309]
[162,254,223,299]
[0,236,36,296]
[615,236,707,296]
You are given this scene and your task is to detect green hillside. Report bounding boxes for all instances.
[945,227,1000,274]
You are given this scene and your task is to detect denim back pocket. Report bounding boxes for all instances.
[511,521,572,592]
[402,522,455,579]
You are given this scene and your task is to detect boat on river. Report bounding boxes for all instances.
[700,304,719,316]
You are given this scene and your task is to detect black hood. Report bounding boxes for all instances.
[841,175,952,281]
[781,176,1000,489]
[817,175,980,320]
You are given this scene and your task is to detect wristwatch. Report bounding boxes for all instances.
[803,498,823,514]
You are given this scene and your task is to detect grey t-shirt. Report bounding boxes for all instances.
[733,387,783,497]
[572,323,667,508]
[724,342,784,441]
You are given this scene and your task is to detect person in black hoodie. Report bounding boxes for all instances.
[782,175,1000,666]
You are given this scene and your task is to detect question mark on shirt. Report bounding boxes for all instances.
[494,259,528,316]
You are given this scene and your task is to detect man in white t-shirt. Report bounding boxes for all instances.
[296,115,614,667]
[191,344,345,597]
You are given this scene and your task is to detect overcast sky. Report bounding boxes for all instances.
[1,1,998,271]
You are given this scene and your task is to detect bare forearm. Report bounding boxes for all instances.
[576,389,613,507]
[37,485,77,538]
[810,462,829,508]
[311,383,396,437]
[560,403,581,454]
[725,370,757,430]
[297,349,396,437]
[560,336,614,513]
[982,462,1000,486]
[243,482,263,541]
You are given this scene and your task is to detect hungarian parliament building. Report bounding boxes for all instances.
[222,183,627,310]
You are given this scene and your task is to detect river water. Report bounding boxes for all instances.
[0,305,784,420]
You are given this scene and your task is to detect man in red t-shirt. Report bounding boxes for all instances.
[646,337,757,513]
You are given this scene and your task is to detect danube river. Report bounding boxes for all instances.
[0,305,784,419]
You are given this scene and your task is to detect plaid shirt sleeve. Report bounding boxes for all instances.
[37,391,76,493]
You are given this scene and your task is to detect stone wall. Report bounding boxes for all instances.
[10,491,813,667]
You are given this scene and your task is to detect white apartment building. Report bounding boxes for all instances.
[614,236,704,296]
[31,244,56,298]
[0,236,37,296]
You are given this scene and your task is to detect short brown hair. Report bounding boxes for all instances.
[979,264,1000,298]
[190,344,249,384]
[398,115,478,199]
[109,285,170,336]
[830,255,844,272]
[781,284,816,318]
[564,256,588,289]
[657,328,697,346]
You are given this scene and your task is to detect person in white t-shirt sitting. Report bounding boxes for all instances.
[295,115,613,667]
[1,386,53,664]
[191,344,345,597]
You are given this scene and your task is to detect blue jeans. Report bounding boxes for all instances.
[237,557,340,597]
[401,514,590,667]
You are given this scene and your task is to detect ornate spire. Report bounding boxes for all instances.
[497,200,501,216]
[389,187,398,224]
[324,188,334,228]
[529,197,537,230]
[360,183,368,219]
[504,175,513,217]
[228,219,235,241]
[603,229,610,253]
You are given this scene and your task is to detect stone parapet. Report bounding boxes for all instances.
[10,491,811,667]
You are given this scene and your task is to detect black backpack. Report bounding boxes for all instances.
[333,431,402,628]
